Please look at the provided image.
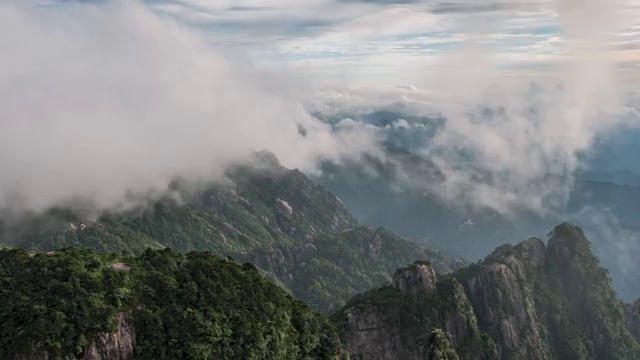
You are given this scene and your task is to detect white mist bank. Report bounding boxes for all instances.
[0,0,378,212]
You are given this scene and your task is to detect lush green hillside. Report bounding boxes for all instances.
[0,154,454,313]
[333,223,640,360]
[0,247,346,359]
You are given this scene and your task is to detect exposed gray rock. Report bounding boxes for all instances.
[276,198,294,216]
[625,299,640,340]
[344,305,400,360]
[295,243,318,263]
[426,330,458,360]
[466,264,525,350]
[110,263,131,272]
[245,247,290,275]
[341,226,640,360]
[367,231,383,260]
[392,263,437,294]
[13,314,134,360]
[84,313,135,360]
[343,262,489,360]
[463,238,550,360]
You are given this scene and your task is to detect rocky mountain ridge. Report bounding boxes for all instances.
[334,223,640,360]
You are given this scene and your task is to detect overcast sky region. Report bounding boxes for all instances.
[2,0,640,213]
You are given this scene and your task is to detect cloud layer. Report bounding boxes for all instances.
[2,0,639,217]
[308,9,639,213]
[0,0,377,212]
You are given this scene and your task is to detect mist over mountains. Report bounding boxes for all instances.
[2,1,640,304]
[2,1,640,358]
[0,0,378,213]
[306,87,640,301]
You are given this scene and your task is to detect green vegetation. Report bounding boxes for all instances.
[0,248,126,357]
[0,160,451,313]
[288,227,451,311]
[428,329,460,360]
[0,247,346,359]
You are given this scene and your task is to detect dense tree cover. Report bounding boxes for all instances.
[0,247,347,359]
[0,248,128,357]
[289,227,452,311]
[0,159,454,313]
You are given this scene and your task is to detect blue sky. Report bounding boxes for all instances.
[141,0,640,85]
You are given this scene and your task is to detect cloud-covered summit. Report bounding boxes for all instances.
[2,0,639,217]
[0,0,378,212]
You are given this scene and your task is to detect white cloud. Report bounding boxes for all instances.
[3,0,640,217]
[393,119,411,129]
[0,0,378,212]
[310,76,639,215]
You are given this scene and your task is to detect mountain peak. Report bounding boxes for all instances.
[392,261,438,294]
[337,225,640,360]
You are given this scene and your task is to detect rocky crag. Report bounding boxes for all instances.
[335,223,640,360]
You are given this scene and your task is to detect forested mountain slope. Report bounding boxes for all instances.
[0,153,454,313]
[0,247,347,359]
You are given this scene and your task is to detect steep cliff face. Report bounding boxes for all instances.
[11,313,134,360]
[392,261,437,294]
[625,299,640,340]
[460,239,551,360]
[341,263,443,360]
[83,313,134,360]
[334,262,497,360]
[343,303,401,360]
[544,224,640,359]
[336,224,640,360]
[458,224,640,360]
